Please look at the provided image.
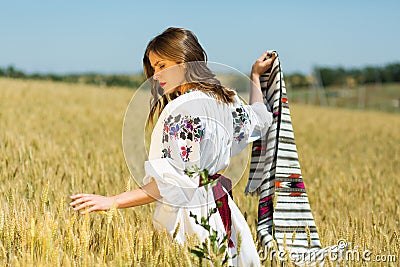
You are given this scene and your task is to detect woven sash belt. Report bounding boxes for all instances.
[199,173,234,248]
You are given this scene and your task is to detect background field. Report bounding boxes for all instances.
[0,78,399,266]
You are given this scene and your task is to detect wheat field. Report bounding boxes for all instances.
[0,78,399,266]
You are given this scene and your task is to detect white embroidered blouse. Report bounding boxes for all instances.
[143,89,272,266]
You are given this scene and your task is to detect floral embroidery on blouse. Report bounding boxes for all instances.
[232,106,251,143]
[163,115,204,143]
[161,146,172,159]
[180,145,193,162]
[162,114,204,162]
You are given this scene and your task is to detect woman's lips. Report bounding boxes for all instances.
[159,82,166,87]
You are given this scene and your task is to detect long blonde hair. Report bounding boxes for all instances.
[143,27,236,125]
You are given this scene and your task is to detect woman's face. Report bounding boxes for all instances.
[148,51,186,94]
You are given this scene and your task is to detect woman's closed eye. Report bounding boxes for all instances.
[154,65,165,72]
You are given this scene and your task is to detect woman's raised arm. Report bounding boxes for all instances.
[249,51,276,104]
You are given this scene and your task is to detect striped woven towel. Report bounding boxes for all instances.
[246,51,343,264]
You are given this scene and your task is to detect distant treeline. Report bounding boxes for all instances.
[1,62,400,89]
[0,65,146,89]
[286,62,400,88]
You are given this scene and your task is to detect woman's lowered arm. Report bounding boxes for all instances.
[70,179,161,214]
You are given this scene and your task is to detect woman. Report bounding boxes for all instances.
[70,27,275,266]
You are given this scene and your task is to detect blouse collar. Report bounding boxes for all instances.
[183,88,199,94]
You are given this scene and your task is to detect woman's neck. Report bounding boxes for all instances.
[176,82,198,94]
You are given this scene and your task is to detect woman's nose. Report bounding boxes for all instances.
[153,70,160,81]
[153,73,160,81]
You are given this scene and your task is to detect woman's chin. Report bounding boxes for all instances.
[163,85,180,95]
[162,87,173,94]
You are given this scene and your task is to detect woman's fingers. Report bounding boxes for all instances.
[69,194,113,214]
[72,200,98,214]
[260,53,276,69]
[269,53,277,62]
[70,196,89,206]
[70,193,84,200]
[73,200,92,211]
[69,194,98,208]
[70,193,93,200]
[252,51,277,76]
[81,205,99,215]
[263,52,276,63]
[258,50,268,61]
[257,50,275,62]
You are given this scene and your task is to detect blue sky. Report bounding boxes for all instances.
[0,0,399,75]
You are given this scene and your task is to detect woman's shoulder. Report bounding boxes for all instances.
[160,88,244,124]
[163,89,215,114]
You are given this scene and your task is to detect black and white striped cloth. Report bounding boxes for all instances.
[246,51,344,265]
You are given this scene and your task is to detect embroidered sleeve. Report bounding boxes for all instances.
[231,101,272,155]
[232,105,251,143]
